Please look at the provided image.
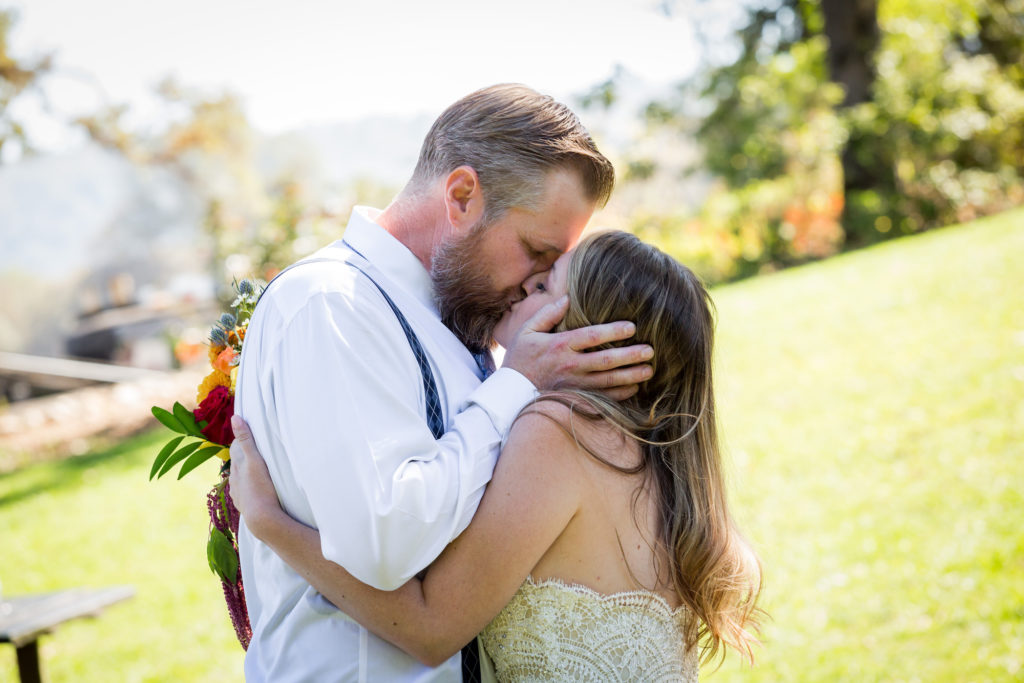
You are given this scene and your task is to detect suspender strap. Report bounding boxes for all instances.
[260,255,445,437]
[346,261,446,440]
[260,254,481,681]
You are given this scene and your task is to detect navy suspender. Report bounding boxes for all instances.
[259,254,445,437]
[259,254,482,681]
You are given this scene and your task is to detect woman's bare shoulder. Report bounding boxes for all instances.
[509,393,635,470]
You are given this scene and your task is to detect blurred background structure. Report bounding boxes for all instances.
[0,0,1021,681]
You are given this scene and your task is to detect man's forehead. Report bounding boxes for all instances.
[523,218,584,255]
[530,168,596,248]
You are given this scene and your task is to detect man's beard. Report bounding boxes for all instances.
[431,225,515,355]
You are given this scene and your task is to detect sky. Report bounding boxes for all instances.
[6,0,741,151]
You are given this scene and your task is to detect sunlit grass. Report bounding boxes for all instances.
[0,431,241,682]
[709,207,1024,681]
[1,207,1022,681]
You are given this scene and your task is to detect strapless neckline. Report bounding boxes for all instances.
[523,575,687,617]
[479,573,698,682]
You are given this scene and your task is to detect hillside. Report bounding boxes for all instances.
[709,206,1024,680]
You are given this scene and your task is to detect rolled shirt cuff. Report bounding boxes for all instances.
[464,366,538,439]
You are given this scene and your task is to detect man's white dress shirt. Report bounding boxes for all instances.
[235,207,537,682]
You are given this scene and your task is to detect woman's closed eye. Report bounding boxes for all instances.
[522,269,551,297]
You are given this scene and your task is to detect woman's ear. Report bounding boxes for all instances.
[443,165,485,234]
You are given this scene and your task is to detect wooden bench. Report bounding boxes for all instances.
[0,586,134,683]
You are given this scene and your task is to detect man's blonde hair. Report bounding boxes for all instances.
[408,84,614,222]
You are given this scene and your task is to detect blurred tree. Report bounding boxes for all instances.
[78,79,348,291]
[635,0,1024,282]
[846,0,1024,237]
[820,0,883,226]
[79,81,261,287]
[0,5,382,345]
[578,65,623,111]
[0,9,52,162]
[821,0,879,108]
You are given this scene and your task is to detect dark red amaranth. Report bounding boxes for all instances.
[207,467,252,649]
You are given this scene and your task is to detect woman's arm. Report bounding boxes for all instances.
[230,407,584,666]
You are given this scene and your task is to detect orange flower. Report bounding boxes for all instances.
[213,347,239,375]
[197,369,231,404]
[208,343,227,365]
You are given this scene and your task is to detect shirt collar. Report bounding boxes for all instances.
[340,206,438,315]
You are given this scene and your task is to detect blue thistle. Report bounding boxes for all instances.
[219,313,237,329]
[210,327,229,346]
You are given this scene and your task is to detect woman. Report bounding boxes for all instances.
[230,230,763,681]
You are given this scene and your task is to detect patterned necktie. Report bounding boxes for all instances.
[473,350,495,380]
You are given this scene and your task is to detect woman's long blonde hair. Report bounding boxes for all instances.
[532,230,763,664]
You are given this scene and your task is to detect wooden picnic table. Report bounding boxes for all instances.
[0,586,135,683]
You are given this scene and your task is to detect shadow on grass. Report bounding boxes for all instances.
[0,431,162,509]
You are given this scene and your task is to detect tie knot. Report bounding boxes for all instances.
[473,350,495,379]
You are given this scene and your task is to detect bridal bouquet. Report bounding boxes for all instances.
[150,278,263,650]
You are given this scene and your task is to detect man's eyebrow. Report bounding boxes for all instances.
[535,240,563,255]
[523,237,561,255]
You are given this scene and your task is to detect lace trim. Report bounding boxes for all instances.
[524,575,688,618]
[480,574,699,682]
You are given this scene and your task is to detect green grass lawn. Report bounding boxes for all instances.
[2,207,1022,681]
[0,433,242,682]
[708,207,1024,681]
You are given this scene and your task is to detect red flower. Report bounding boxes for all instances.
[195,385,234,446]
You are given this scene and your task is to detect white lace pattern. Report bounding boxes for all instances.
[479,576,699,682]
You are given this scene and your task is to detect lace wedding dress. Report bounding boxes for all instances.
[479,576,699,682]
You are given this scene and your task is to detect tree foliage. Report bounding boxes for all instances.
[77,79,351,290]
[639,0,1024,284]
[1,9,389,303]
[0,9,52,162]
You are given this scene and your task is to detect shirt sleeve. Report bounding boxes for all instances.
[268,286,536,591]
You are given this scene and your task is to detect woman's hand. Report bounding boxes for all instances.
[229,415,283,536]
[218,410,583,667]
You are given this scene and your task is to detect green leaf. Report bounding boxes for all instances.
[176,446,221,480]
[150,435,186,481]
[156,441,202,479]
[172,402,205,438]
[206,528,217,573]
[207,528,239,583]
[152,406,188,435]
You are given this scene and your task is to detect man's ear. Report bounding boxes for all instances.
[443,166,485,234]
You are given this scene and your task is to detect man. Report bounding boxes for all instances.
[234,84,653,681]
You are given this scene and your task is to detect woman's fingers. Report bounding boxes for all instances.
[231,415,252,443]
[229,415,259,462]
[228,415,274,521]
